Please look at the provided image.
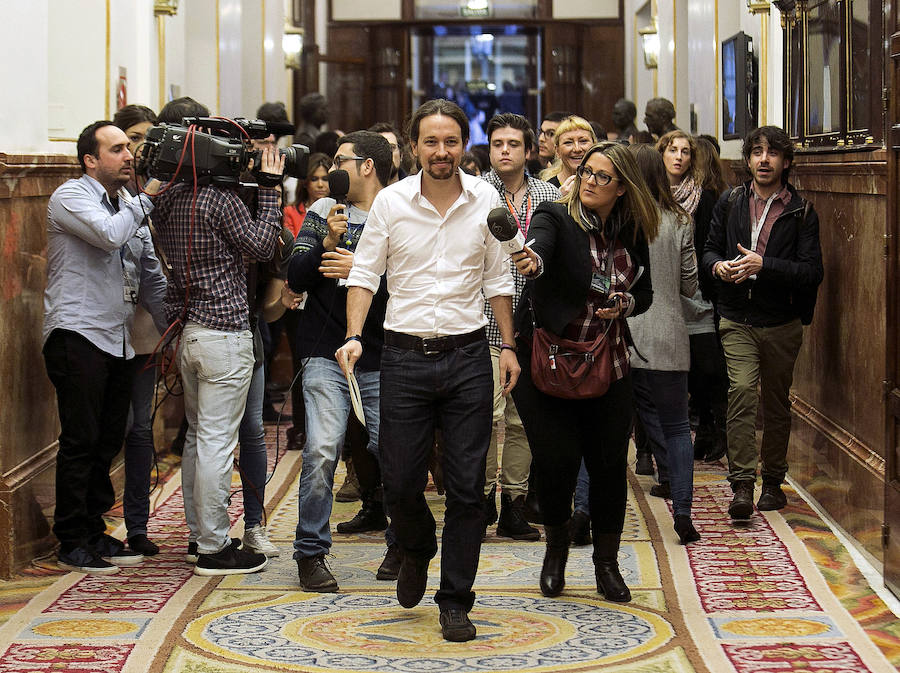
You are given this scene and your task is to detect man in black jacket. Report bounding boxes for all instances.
[702,126,823,521]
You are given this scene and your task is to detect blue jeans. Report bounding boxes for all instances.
[124,353,157,538]
[573,459,590,515]
[632,369,694,518]
[179,322,255,555]
[379,339,493,613]
[239,364,267,528]
[292,357,383,559]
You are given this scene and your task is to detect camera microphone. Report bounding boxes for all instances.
[487,206,526,255]
[266,120,296,137]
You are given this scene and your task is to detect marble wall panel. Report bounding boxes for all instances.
[0,153,80,576]
[0,155,78,471]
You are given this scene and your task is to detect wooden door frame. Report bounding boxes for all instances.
[884,1,900,598]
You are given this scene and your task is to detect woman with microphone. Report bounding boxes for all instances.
[512,141,658,602]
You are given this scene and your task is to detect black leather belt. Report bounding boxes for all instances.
[384,328,486,355]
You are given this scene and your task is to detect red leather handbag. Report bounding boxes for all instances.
[530,321,614,400]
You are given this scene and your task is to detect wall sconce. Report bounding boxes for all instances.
[639,19,659,69]
[283,27,304,70]
[773,0,802,26]
[154,0,178,16]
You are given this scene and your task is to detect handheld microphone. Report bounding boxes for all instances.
[487,206,526,255]
[327,170,350,207]
[327,170,351,246]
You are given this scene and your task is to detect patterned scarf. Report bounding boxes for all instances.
[671,175,702,216]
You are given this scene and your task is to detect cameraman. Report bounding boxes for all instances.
[152,137,285,577]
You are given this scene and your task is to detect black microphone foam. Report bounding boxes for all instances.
[487,207,518,242]
[327,170,350,204]
[266,120,296,137]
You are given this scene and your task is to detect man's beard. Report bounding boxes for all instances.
[425,161,456,180]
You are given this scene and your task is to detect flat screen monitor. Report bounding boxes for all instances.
[722,31,757,140]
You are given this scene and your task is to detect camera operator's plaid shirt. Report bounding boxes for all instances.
[153,183,282,331]
[481,169,560,347]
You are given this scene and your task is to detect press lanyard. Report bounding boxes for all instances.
[751,191,778,251]
[503,191,532,235]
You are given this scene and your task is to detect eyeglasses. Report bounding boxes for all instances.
[538,128,556,138]
[333,155,366,169]
[576,166,617,186]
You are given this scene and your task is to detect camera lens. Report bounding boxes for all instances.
[280,144,309,180]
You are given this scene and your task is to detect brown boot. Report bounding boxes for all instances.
[335,458,361,503]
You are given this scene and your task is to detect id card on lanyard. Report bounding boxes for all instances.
[503,192,532,236]
[750,192,778,252]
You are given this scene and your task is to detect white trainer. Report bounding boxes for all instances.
[243,524,280,557]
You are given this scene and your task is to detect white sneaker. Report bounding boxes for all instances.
[242,524,280,557]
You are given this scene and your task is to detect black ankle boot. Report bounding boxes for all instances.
[336,497,387,534]
[539,525,569,597]
[593,533,631,603]
[673,514,701,545]
[497,493,541,540]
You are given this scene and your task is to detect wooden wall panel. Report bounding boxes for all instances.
[324,26,370,134]
[543,23,580,116]
[580,25,625,129]
[370,25,410,130]
[788,151,888,559]
[543,23,624,127]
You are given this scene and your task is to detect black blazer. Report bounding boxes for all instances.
[516,201,653,337]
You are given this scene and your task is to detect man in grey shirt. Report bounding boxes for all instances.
[43,120,166,574]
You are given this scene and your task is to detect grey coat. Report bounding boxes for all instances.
[628,208,697,371]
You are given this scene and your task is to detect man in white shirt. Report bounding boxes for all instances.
[336,99,520,642]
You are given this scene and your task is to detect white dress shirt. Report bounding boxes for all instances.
[348,169,514,338]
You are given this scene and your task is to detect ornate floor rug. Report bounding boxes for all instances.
[1,446,897,672]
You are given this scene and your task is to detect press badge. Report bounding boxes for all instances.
[589,271,610,297]
[123,278,138,305]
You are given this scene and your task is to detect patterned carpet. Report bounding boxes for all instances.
[0,431,898,672]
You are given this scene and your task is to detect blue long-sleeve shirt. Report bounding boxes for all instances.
[43,173,163,358]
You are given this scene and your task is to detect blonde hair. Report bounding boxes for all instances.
[540,116,596,183]
[655,130,703,186]
[560,141,659,243]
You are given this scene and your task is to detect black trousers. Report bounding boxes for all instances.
[43,329,137,551]
[513,344,634,537]
[379,340,493,612]
[688,331,728,425]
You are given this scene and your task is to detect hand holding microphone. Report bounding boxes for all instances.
[323,170,351,251]
[488,206,539,276]
[487,207,526,255]
[323,204,349,251]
